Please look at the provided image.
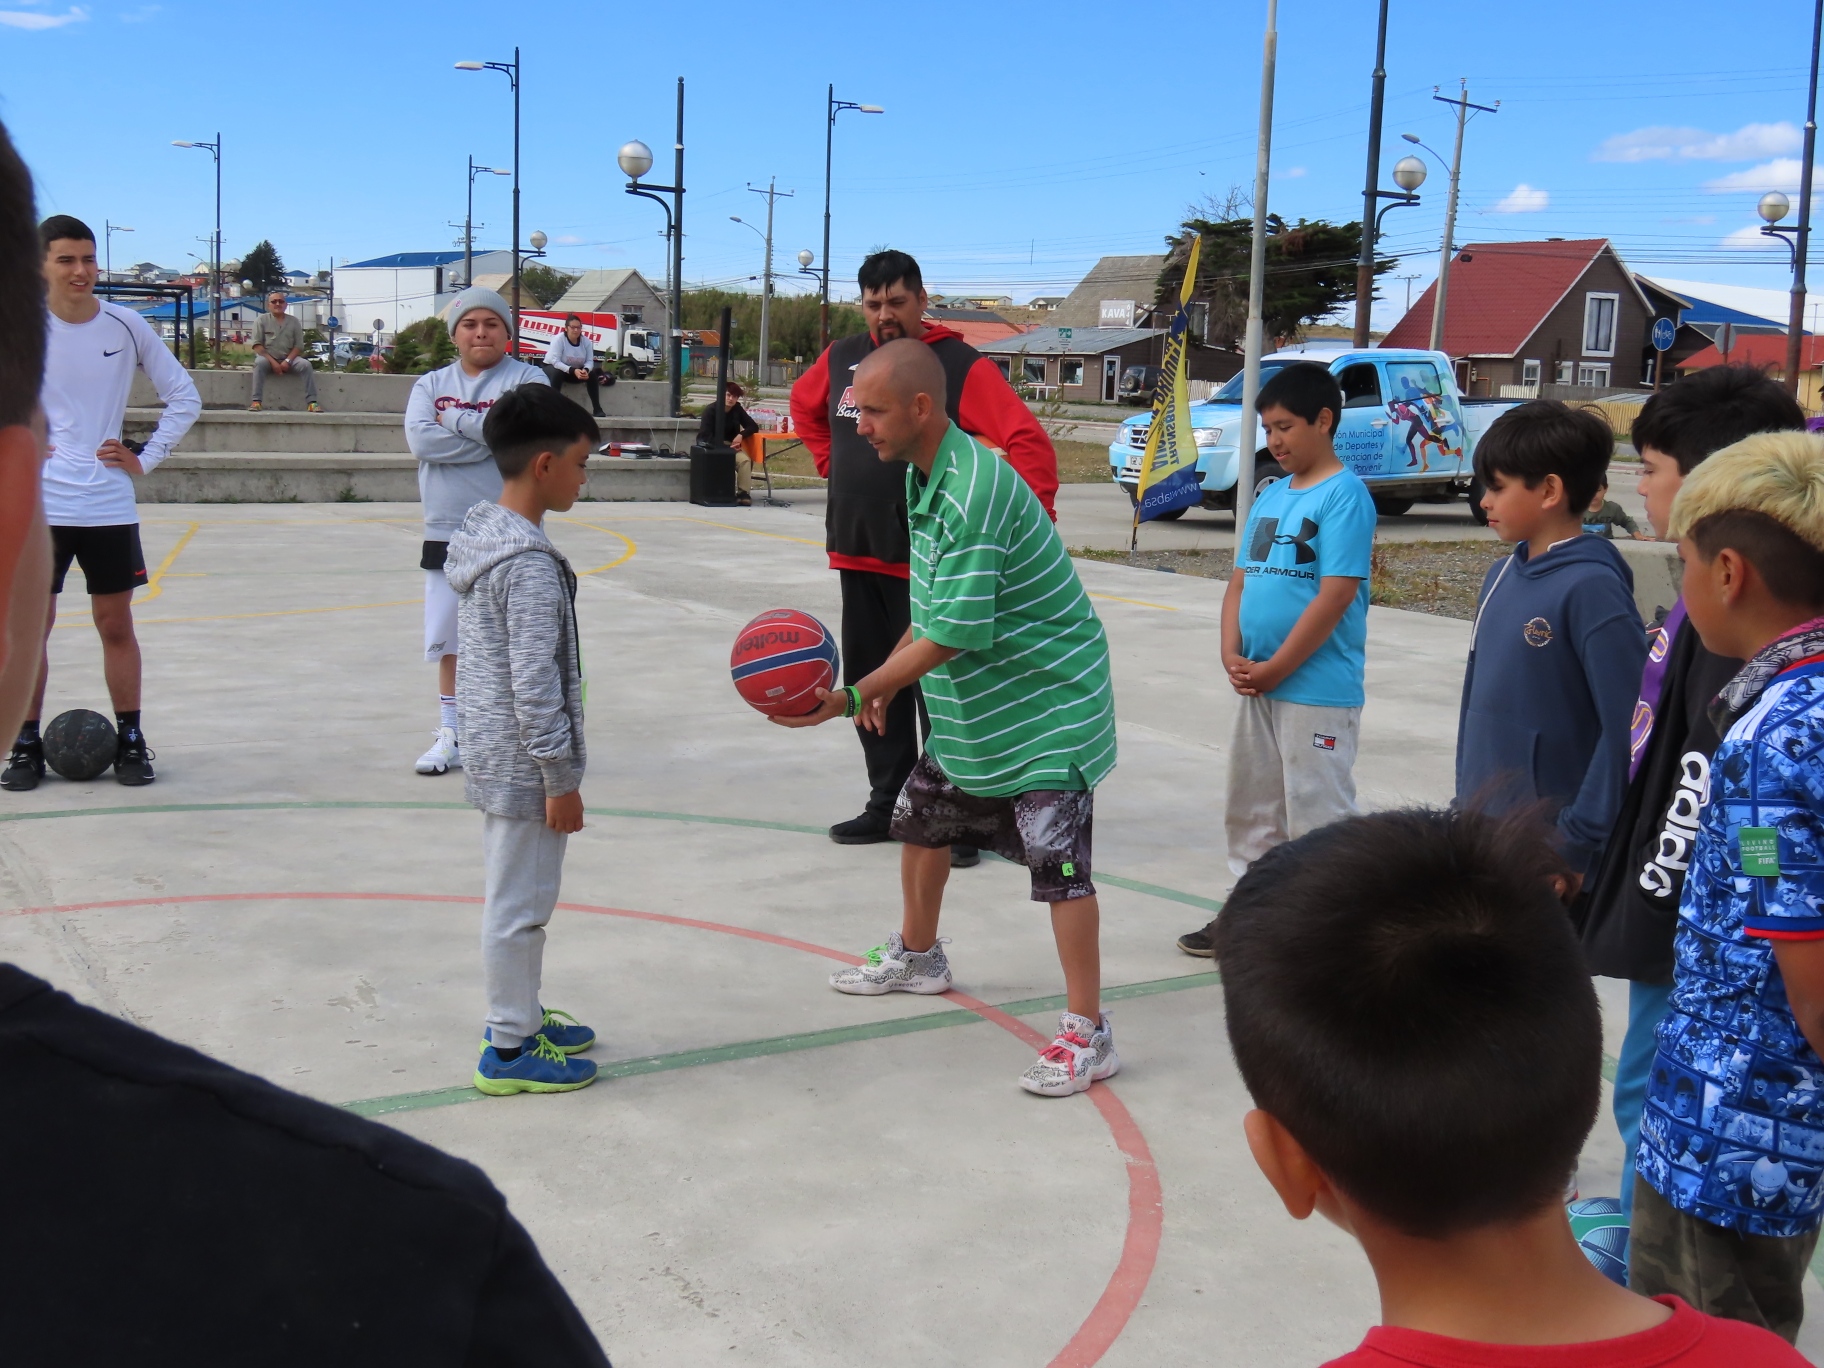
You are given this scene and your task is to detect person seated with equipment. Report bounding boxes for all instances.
[540,314,609,418]
[697,381,761,507]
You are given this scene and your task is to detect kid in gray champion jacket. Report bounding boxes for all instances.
[445,501,585,819]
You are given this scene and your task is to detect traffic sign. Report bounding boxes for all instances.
[1059,327,1073,341]
[326,316,340,329]
[1651,317,1676,352]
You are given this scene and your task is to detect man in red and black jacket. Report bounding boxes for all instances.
[790,249,1058,850]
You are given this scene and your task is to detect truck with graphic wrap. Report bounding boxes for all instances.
[517,310,662,379]
[1107,346,1518,520]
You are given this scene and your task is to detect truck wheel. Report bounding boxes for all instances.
[1467,477,1489,526]
[1371,494,1415,516]
[1253,463,1278,498]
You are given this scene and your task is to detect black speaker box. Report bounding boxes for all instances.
[688,443,738,506]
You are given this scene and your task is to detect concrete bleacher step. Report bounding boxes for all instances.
[139,452,691,504]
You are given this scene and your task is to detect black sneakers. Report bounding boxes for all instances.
[114,729,156,786]
[1175,922,1216,958]
[828,811,892,845]
[1,738,43,791]
[950,845,981,868]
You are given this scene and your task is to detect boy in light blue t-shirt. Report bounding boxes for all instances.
[1177,362,1376,956]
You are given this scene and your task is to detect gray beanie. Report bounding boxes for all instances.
[448,285,513,330]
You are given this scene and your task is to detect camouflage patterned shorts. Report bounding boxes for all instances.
[889,754,1095,904]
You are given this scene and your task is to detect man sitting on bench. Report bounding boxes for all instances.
[541,314,609,417]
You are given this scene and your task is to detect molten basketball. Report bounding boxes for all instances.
[731,609,840,717]
[44,709,116,781]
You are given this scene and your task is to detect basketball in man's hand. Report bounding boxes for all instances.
[731,609,840,717]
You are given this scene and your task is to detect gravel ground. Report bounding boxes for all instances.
[1072,539,1508,621]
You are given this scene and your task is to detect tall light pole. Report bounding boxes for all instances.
[1232,0,1278,533]
[465,156,510,288]
[104,221,134,285]
[820,88,884,352]
[736,178,793,392]
[1405,83,1498,354]
[171,133,221,366]
[1767,0,1824,395]
[618,82,688,418]
[455,50,521,352]
[1352,0,1392,349]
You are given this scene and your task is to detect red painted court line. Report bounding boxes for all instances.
[8,890,1163,1365]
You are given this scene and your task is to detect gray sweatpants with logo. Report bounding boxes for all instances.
[1225,694,1361,876]
[481,812,568,1049]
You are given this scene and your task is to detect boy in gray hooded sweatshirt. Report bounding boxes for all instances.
[404,286,548,777]
[445,384,599,1095]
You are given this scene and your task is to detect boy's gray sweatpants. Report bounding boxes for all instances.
[1225,695,1361,876]
[481,811,568,1050]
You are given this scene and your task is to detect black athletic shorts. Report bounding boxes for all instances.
[50,524,148,596]
[889,753,1097,903]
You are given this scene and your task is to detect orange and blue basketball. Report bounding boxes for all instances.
[731,609,840,717]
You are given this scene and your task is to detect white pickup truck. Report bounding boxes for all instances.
[517,309,662,379]
[1107,346,1518,520]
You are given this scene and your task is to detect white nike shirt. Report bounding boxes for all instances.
[41,301,201,527]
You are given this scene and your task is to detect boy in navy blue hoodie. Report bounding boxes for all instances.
[1458,401,1647,886]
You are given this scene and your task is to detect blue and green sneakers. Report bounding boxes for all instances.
[474,1033,597,1095]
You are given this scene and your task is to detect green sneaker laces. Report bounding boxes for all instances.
[523,1033,566,1065]
[862,943,891,967]
[541,1007,582,1030]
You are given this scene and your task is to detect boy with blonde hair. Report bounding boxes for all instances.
[1631,431,1824,1341]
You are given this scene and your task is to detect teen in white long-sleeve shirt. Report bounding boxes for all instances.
[402,286,547,775]
[3,216,200,794]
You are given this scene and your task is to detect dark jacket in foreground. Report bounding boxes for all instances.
[0,963,610,1367]
[1456,535,1648,873]
[1580,608,1739,983]
[447,502,586,819]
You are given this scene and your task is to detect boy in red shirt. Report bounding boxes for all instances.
[1211,807,1807,1366]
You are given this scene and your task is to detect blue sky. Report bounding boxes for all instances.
[5,0,1822,316]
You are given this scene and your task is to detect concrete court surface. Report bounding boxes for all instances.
[4,498,1821,1367]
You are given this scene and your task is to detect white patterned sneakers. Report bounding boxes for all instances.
[1019,1011,1119,1097]
[415,726,461,775]
[829,931,953,996]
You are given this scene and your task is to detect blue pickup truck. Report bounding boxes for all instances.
[1107,346,1516,520]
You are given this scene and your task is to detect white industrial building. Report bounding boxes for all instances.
[333,249,515,336]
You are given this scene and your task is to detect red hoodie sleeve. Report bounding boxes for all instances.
[957,357,1059,520]
[790,349,833,478]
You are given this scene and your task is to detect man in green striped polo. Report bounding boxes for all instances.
[774,339,1120,1097]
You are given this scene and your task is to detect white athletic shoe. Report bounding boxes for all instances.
[1019,1011,1119,1097]
[415,726,461,775]
[829,931,952,996]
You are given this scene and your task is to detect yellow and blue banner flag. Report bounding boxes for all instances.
[1132,233,1204,543]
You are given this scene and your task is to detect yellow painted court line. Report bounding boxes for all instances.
[131,599,421,627]
[135,521,199,605]
[552,521,638,575]
[664,516,824,547]
[1086,592,1177,612]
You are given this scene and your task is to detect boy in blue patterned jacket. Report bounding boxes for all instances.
[1630,431,1824,1343]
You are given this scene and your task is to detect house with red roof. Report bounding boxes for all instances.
[1380,239,1664,397]
[1678,332,1824,411]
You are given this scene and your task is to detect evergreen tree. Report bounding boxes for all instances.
[240,240,287,296]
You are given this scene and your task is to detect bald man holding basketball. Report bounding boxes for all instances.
[777,340,1121,1097]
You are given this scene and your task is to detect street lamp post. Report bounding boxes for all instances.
[1405,83,1498,355]
[820,88,884,352]
[171,133,222,366]
[619,80,688,418]
[1352,0,1392,349]
[465,156,511,289]
[455,51,522,352]
[1760,1,1824,394]
[104,221,134,285]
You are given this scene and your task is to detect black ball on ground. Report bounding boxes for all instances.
[44,709,116,781]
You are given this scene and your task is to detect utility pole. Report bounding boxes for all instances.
[671,77,685,420]
[747,179,794,391]
[1428,82,1498,353]
[1785,0,1822,394]
[1352,0,1391,349]
[1233,0,1278,533]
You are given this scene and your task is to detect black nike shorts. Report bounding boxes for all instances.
[50,524,148,597]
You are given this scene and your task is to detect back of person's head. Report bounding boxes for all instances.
[1257,362,1344,434]
[857,249,923,296]
[3,132,44,428]
[1632,364,1806,474]
[37,212,91,253]
[1212,807,1601,1238]
[1473,400,1611,511]
[1668,430,1824,610]
[482,384,599,478]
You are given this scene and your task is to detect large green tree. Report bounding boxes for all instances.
[239,240,287,296]
[1155,209,1390,348]
[521,264,580,308]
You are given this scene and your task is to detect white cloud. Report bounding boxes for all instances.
[1282,166,1307,179]
[1490,183,1549,214]
[0,4,86,26]
[1703,158,1813,193]
[1594,122,1802,163]
[1721,223,1779,250]
[555,234,583,245]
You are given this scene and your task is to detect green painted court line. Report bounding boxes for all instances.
[341,970,1223,1118]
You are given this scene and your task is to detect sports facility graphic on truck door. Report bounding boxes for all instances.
[1384,361,1464,475]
